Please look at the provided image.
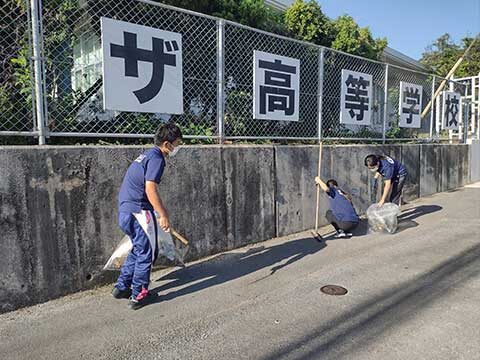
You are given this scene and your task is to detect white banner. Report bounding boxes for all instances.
[340,69,372,125]
[442,91,461,130]
[101,17,183,114]
[253,50,300,121]
[398,81,423,128]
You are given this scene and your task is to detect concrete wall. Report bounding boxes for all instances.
[471,140,480,183]
[0,144,474,312]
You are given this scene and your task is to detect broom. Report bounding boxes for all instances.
[311,142,323,241]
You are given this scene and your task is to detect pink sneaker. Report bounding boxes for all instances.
[128,288,151,310]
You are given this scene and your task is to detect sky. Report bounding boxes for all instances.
[317,0,480,60]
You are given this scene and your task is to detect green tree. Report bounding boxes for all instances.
[160,0,287,35]
[214,0,287,34]
[330,15,387,60]
[284,0,333,46]
[420,34,480,77]
[284,2,386,60]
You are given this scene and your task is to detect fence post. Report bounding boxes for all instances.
[216,19,225,144]
[477,74,480,140]
[448,81,454,143]
[464,101,469,143]
[471,76,476,138]
[436,94,441,137]
[382,64,389,144]
[429,75,436,139]
[317,47,325,141]
[30,0,47,145]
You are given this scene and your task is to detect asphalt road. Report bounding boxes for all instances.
[1,184,479,360]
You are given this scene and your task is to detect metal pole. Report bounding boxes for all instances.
[436,94,441,137]
[25,0,37,134]
[216,19,225,144]
[471,76,475,138]
[30,0,46,145]
[477,74,480,140]
[317,48,325,141]
[459,95,464,143]
[429,75,435,139]
[464,101,469,143]
[458,82,464,143]
[382,64,389,144]
[448,81,454,143]
[38,0,49,137]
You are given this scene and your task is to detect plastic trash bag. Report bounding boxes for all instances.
[366,203,401,234]
[103,227,184,271]
[158,228,176,262]
[103,235,131,271]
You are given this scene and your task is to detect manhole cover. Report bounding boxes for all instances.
[321,285,348,296]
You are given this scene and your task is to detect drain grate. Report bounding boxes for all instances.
[321,285,348,296]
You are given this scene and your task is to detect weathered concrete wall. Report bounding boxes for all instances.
[420,145,443,196]
[401,145,420,201]
[266,143,471,237]
[419,144,472,196]
[221,146,276,249]
[0,143,474,312]
[0,147,127,313]
[275,146,327,238]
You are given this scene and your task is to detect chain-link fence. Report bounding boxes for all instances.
[40,0,218,140]
[0,0,36,135]
[385,65,433,140]
[0,0,471,144]
[224,22,319,140]
[322,49,386,140]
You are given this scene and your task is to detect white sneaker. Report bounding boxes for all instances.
[335,230,352,238]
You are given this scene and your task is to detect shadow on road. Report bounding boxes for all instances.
[395,205,443,233]
[144,206,443,309]
[398,204,443,221]
[260,242,480,360]
[149,237,326,305]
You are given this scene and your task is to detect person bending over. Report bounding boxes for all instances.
[315,177,359,238]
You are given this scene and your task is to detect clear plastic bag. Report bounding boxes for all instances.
[103,227,185,271]
[158,228,176,261]
[103,235,132,271]
[366,203,401,234]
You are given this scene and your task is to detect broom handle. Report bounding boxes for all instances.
[170,228,189,246]
[315,142,323,232]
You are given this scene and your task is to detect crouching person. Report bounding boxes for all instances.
[113,123,183,310]
[315,177,359,238]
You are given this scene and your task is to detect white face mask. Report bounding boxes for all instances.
[369,166,379,173]
[169,146,179,157]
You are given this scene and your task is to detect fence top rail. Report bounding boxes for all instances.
[135,0,219,21]
[385,65,468,87]
[135,0,452,80]
[223,19,389,67]
[386,63,436,78]
[47,132,219,139]
[453,75,480,81]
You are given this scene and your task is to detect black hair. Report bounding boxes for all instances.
[364,154,385,167]
[326,179,350,199]
[326,179,338,188]
[154,123,183,146]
